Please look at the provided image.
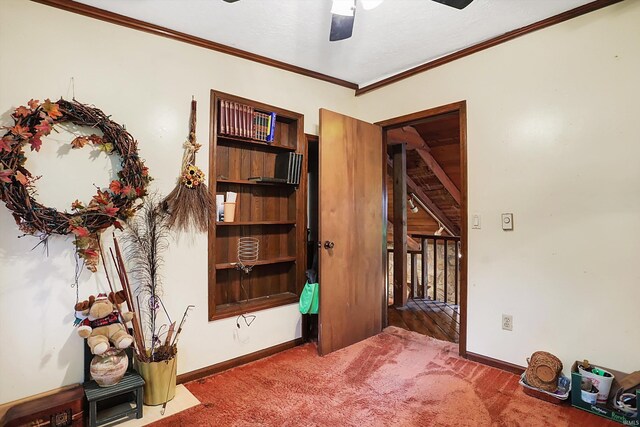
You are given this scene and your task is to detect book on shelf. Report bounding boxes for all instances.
[266,112,276,143]
[219,99,257,139]
[247,176,288,183]
[275,152,303,184]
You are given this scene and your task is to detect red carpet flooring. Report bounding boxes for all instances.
[152,327,615,426]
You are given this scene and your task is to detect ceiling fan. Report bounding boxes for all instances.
[330,0,475,41]
[222,0,474,42]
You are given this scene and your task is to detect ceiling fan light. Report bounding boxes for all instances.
[331,0,355,17]
[361,0,384,10]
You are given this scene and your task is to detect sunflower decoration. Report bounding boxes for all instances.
[182,164,205,189]
[162,98,212,233]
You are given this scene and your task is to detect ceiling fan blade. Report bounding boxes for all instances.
[431,0,474,9]
[330,13,356,41]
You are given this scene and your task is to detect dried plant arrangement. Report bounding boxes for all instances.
[122,195,183,363]
[162,98,212,233]
[0,98,151,271]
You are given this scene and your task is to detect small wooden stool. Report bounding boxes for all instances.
[83,372,144,427]
[83,344,144,427]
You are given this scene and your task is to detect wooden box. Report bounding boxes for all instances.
[2,384,84,427]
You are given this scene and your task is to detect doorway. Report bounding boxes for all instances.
[377,101,468,357]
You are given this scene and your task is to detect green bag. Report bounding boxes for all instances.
[299,282,319,314]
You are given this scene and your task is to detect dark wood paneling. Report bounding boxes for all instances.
[209,90,305,321]
[392,144,408,307]
[387,174,440,236]
[176,338,305,384]
[356,0,625,95]
[31,0,358,90]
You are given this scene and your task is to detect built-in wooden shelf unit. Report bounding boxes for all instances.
[208,90,306,321]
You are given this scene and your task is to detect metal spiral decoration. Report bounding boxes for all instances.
[236,237,259,274]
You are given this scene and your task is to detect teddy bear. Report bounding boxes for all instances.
[75,291,134,355]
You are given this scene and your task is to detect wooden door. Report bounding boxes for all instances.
[318,109,385,356]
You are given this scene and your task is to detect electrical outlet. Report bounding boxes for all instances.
[502,314,513,331]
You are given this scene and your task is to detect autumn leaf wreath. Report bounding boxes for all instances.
[0,98,152,271]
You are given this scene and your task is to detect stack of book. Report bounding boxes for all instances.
[219,100,276,143]
[275,152,303,185]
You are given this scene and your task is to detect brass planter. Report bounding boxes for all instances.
[135,354,177,406]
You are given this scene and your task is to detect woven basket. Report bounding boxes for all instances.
[525,351,563,392]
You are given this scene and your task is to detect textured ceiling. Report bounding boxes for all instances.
[76,0,594,86]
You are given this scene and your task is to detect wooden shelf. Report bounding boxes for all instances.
[217,134,296,151]
[215,256,296,270]
[216,178,296,187]
[210,90,305,322]
[210,292,299,321]
[216,220,295,226]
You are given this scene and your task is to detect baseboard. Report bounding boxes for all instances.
[177,337,305,384]
[465,351,526,375]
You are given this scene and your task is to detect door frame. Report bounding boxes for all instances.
[376,100,468,357]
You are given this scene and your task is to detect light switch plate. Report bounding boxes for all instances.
[502,213,513,230]
[472,214,481,229]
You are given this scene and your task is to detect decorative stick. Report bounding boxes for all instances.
[111,235,147,359]
[170,305,195,347]
[164,322,176,347]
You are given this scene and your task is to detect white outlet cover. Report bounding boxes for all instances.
[502,314,513,331]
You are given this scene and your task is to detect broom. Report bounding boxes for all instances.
[163,97,212,233]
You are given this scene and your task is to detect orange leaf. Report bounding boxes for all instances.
[30,135,42,152]
[28,99,40,109]
[13,106,30,118]
[71,226,90,237]
[14,171,28,185]
[92,189,111,205]
[70,136,89,149]
[101,203,119,217]
[42,99,63,119]
[122,185,136,198]
[88,134,103,145]
[82,248,99,258]
[71,199,84,210]
[35,120,52,135]
[0,136,13,152]
[0,169,12,183]
[109,180,122,194]
[9,124,33,140]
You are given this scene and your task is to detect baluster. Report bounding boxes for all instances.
[421,238,427,299]
[443,239,448,304]
[432,238,437,301]
[411,253,420,299]
[455,240,459,306]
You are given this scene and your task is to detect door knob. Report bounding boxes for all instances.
[323,241,335,249]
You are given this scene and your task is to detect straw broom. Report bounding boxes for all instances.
[163,98,212,233]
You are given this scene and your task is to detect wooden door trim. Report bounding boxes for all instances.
[377,100,468,357]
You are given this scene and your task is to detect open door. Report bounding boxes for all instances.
[317,109,385,356]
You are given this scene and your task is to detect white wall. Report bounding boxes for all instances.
[0,0,356,404]
[356,1,640,374]
[2,0,639,405]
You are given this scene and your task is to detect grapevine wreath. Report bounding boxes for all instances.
[0,98,151,271]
